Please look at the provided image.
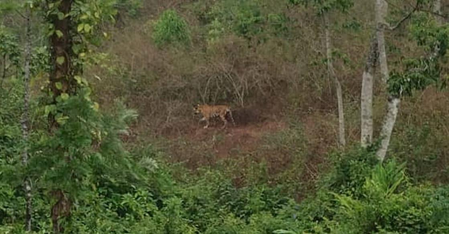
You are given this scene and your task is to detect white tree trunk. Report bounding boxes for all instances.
[377,97,400,161]
[376,0,400,162]
[376,0,389,83]
[324,13,346,147]
[431,0,442,59]
[433,0,442,24]
[21,7,32,231]
[361,36,377,147]
[378,0,443,161]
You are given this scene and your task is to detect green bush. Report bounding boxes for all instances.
[1,80,447,233]
[151,10,191,47]
[322,147,379,197]
[330,161,435,233]
[194,0,291,43]
[276,151,449,234]
[430,186,449,233]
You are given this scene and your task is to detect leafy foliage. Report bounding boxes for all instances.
[275,153,449,234]
[191,0,291,43]
[389,57,441,96]
[150,10,191,47]
[388,12,449,97]
[331,161,433,233]
[115,0,143,17]
[1,0,449,233]
[289,0,354,14]
[0,26,21,80]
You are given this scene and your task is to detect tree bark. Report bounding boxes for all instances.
[0,54,5,89]
[377,97,400,161]
[376,0,399,162]
[324,13,346,147]
[21,6,32,232]
[48,0,75,131]
[432,1,442,59]
[361,35,378,147]
[47,0,74,233]
[433,0,442,24]
[376,0,388,84]
[2,54,5,80]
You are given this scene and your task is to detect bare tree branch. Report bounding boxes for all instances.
[388,0,420,30]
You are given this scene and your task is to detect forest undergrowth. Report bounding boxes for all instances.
[1,0,449,233]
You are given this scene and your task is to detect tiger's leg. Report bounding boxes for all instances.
[203,118,209,129]
[220,114,227,129]
[227,110,236,126]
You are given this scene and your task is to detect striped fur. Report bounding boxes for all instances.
[193,104,236,129]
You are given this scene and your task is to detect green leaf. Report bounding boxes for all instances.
[47,29,55,37]
[77,24,84,32]
[72,44,82,54]
[92,102,99,111]
[274,230,297,234]
[57,12,65,20]
[74,75,82,84]
[84,88,92,101]
[44,104,56,116]
[55,30,63,38]
[55,114,69,125]
[61,93,69,100]
[56,56,65,65]
[84,24,91,33]
[55,82,63,90]
[75,75,88,85]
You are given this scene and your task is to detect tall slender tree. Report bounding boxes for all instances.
[360,36,377,147]
[46,1,74,232]
[375,0,399,161]
[433,0,442,24]
[35,0,122,232]
[290,0,352,147]
[21,4,32,232]
[324,12,346,147]
[364,0,447,161]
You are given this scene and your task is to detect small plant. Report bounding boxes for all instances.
[151,10,191,47]
[0,26,20,82]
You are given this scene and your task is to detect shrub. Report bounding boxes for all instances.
[331,161,436,233]
[150,10,191,47]
[321,147,379,198]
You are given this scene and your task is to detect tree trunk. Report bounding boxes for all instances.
[21,6,32,232]
[1,54,6,88]
[376,0,399,162]
[2,54,6,80]
[361,36,378,147]
[47,0,74,233]
[324,13,346,147]
[0,54,6,89]
[376,0,388,84]
[433,0,442,57]
[48,0,75,131]
[433,0,442,24]
[377,97,400,161]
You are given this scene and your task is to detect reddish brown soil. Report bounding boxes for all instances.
[191,120,287,159]
[162,117,287,169]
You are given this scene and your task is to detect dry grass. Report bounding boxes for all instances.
[85,0,449,186]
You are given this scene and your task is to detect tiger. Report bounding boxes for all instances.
[193,104,236,129]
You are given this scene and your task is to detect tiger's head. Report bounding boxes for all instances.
[193,104,201,114]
